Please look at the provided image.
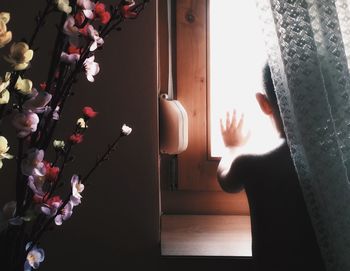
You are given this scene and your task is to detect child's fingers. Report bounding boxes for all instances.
[231,110,236,127]
[226,111,230,129]
[237,114,244,131]
[220,118,225,134]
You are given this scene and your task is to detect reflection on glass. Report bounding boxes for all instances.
[209,0,280,157]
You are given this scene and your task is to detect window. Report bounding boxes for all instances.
[159,0,277,257]
[160,0,247,214]
[157,0,295,258]
[209,0,280,158]
[161,0,272,215]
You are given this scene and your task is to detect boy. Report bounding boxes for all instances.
[217,64,326,271]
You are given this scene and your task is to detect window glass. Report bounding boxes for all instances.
[209,0,280,157]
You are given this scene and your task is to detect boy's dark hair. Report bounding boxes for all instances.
[262,63,278,110]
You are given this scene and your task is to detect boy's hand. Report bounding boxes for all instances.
[220,111,250,148]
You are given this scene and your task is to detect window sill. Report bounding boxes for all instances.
[161,215,252,257]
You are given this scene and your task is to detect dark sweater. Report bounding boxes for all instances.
[228,142,326,271]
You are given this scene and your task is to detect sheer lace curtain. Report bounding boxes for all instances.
[256,0,350,270]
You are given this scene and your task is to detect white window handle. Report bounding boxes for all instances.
[159,94,188,155]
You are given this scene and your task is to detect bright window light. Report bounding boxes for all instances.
[209,0,280,158]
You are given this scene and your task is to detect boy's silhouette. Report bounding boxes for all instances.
[217,64,326,271]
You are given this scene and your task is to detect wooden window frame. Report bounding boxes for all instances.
[159,0,249,215]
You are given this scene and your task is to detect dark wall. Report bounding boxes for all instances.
[0,0,160,269]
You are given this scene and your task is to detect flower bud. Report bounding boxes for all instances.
[121,124,132,136]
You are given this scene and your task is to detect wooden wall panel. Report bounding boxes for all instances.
[176,0,219,191]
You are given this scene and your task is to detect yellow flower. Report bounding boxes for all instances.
[4,42,34,70]
[15,76,33,95]
[0,72,10,104]
[53,140,65,149]
[76,118,87,128]
[0,136,13,169]
[0,89,9,104]
[55,0,72,14]
[0,12,10,24]
[0,12,12,48]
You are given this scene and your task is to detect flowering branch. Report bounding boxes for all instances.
[82,124,132,184]
[0,0,55,122]
[25,124,132,256]
[101,0,149,38]
[0,1,148,270]
[36,1,149,151]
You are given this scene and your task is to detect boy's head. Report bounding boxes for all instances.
[256,63,284,135]
[262,63,278,110]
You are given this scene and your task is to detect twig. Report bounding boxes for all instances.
[0,105,7,125]
[82,133,125,184]
[15,92,25,217]
[26,193,72,254]
[15,139,24,216]
[30,15,67,148]
[28,0,55,48]
[39,64,70,150]
[44,14,67,94]
[26,131,128,254]
[46,142,72,199]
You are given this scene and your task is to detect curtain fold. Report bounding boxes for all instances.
[256,0,350,270]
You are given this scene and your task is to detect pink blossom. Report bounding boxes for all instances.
[77,0,95,10]
[21,148,45,176]
[52,106,60,120]
[63,15,81,46]
[60,52,80,64]
[40,196,62,216]
[77,0,95,19]
[83,55,100,82]
[63,15,79,37]
[12,111,39,138]
[27,175,45,197]
[70,175,84,206]
[23,89,52,113]
[24,243,45,271]
[87,25,104,51]
[54,201,73,225]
